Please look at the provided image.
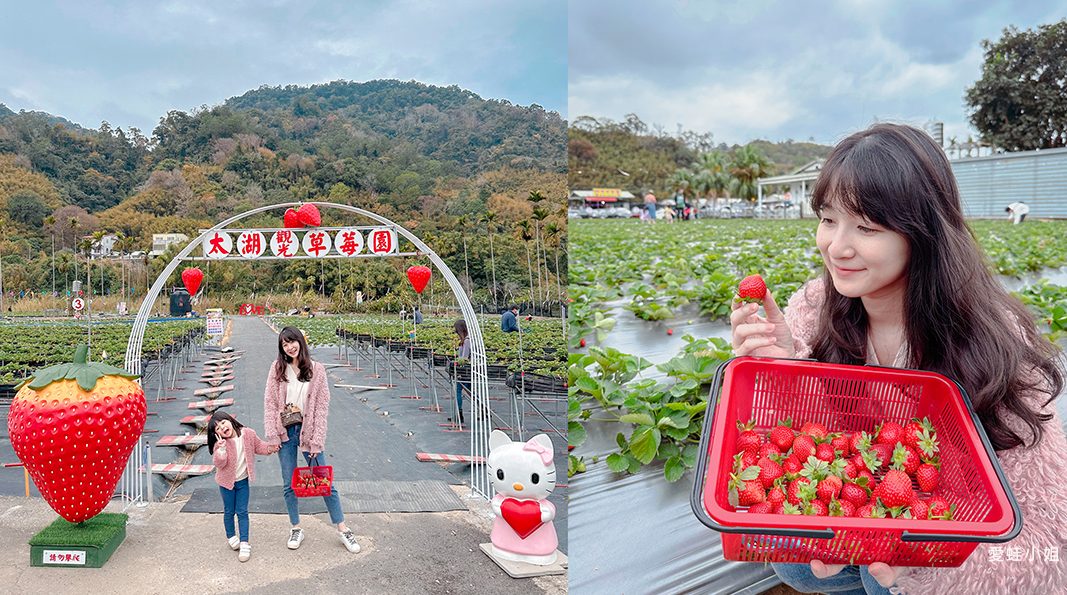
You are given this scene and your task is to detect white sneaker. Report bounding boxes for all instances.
[339,530,361,553]
[227,535,240,550]
[238,542,251,562]
[287,527,304,550]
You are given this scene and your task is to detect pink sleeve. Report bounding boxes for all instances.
[784,277,825,359]
[263,367,285,443]
[893,405,1067,594]
[304,362,331,452]
[248,429,273,456]
[212,441,230,470]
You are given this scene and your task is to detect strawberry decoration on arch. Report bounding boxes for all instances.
[282,204,322,229]
[406,265,432,294]
[7,345,145,523]
[181,267,203,296]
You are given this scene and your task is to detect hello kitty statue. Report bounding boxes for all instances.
[487,430,558,565]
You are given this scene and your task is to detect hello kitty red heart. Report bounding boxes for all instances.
[486,430,559,565]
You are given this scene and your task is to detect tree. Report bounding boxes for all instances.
[965,20,1067,151]
[515,219,535,303]
[728,146,772,201]
[481,211,499,304]
[7,190,50,227]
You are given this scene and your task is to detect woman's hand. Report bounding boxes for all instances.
[811,560,901,588]
[730,289,796,357]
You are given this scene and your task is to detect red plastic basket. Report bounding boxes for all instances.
[691,357,1021,567]
[292,455,333,498]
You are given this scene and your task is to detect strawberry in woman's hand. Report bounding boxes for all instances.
[737,274,767,303]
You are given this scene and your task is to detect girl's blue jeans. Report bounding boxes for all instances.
[279,423,344,526]
[219,477,250,542]
[772,563,892,595]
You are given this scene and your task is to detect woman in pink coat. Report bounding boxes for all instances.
[731,123,1067,594]
[263,326,360,554]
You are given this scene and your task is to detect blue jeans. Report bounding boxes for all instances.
[772,563,891,595]
[279,423,344,526]
[647,204,656,220]
[456,381,470,412]
[219,477,250,542]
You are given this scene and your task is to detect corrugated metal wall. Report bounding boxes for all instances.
[952,147,1067,218]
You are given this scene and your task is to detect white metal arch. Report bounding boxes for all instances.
[125,202,494,498]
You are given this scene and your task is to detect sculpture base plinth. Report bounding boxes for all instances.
[29,513,128,568]
[479,543,567,578]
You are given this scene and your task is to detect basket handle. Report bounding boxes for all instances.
[690,357,833,539]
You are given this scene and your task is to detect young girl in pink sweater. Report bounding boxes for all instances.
[731,123,1067,594]
[208,411,278,562]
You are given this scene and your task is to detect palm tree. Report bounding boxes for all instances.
[515,220,535,304]
[728,145,772,202]
[90,231,107,295]
[543,221,564,302]
[695,151,732,199]
[667,169,695,199]
[44,215,56,300]
[456,215,472,295]
[69,217,79,281]
[531,206,550,302]
[480,211,499,305]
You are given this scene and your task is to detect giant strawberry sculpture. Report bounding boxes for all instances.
[7,345,145,522]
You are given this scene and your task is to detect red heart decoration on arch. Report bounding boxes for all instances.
[297,203,321,227]
[283,208,303,229]
[406,265,432,294]
[181,267,204,296]
[500,498,543,539]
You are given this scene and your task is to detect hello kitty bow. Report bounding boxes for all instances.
[523,440,553,465]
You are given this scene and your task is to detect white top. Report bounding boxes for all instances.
[232,434,248,481]
[1008,202,1030,215]
[285,364,310,412]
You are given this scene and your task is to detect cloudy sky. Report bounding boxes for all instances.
[570,0,1066,146]
[0,0,566,134]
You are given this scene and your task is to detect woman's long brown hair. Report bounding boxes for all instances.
[809,123,1063,451]
[275,326,313,383]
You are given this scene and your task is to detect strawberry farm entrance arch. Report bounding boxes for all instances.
[124,202,494,498]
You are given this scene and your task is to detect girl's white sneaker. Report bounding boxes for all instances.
[228,535,240,550]
[238,542,251,562]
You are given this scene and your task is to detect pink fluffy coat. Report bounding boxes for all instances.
[212,427,273,490]
[262,361,331,452]
[784,277,1067,594]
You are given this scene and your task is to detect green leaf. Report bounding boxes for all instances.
[619,412,654,426]
[606,453,628,472]
[629,426,661,464]
[74,368,103,392]
[568,421,587,448]
[664,456,685,482]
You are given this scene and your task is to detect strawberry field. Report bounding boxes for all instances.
[0,320,206,384]
[568,218,1067,483]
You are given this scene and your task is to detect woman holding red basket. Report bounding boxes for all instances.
[731,123,1067,594]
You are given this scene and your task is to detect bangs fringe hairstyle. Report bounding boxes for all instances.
[275,326,313,383]
[809,123,1064,451]
[207,411,244,454]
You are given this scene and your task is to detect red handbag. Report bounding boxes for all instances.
[291,454,333,498]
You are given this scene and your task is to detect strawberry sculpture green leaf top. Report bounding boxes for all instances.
[8,345,145,523]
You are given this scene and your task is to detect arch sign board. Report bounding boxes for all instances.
[201,227,399,260]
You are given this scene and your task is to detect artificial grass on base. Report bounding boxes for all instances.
[29,513,127,547]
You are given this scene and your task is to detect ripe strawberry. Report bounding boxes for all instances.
[815,443,837,462]
[737,274,767,303]
[872,469,915,508]
[899,444,922,475]
[916,462,940,492]
[792,434,817,462]
[799,421,829,440]
[773,503,787,515]
[870,443,894,470]
[758,443,782,460]
[817,475,843,503]
[804,499,829,516]
[736,420,763,454]
[787,477,813,505]
[740,450,759,469]
[830,433,850,456]
[857,469,878,494]
[842,460,860,480]
[828,498,857,517]
[579,338,586,348]
[767,484,787,507]
[757,456,784,489]
[747,501,774,515]
[840,481,869,507]
[666,328,674,336]
[728,465,766,507]
[769,420,795,451]
[739,480,766,505]
[782,454,804,475]
[915,427,940,460]
[7,345,145,523]
[927,496,955,520]
[909,498,929,520]
[857,502,887,518]
[901,418,925,450]
[876,421,904,446]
